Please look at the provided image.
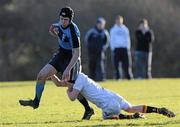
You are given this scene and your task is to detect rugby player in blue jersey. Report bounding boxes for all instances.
[19,7,94,120]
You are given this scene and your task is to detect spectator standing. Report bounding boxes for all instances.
[135,19,154,79]
[84,17,109,81]
[110,16,133,80]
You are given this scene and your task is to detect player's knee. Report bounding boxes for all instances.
[37,72,47,81]
[124,106,133,113]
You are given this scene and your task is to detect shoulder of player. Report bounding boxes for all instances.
[135,29,142,35]
[110,25,115,30]
[78,73,88,81]
[110,26,116,34]
[77,72,86,79]
[74,73,86,87]
[143,29,154,36]
[149,29,154,34]
[69,22,80,35]
[69,22,79,30]
[122,24,129,31]
[87,27,98,35]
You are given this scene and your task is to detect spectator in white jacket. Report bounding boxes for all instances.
[110,16,133,80]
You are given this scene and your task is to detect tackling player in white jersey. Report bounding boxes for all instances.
[51,73,175,120]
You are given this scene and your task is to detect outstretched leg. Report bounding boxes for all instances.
[125,105,175,118]
[108,113,145,120]
[19,64,57,109]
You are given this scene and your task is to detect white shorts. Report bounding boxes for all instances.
[102,94,132,119]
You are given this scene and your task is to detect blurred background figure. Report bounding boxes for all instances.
[135,19,155,79]
[110,16,133,80]
[84,17,109,81]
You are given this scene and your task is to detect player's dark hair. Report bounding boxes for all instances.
[139,18,148,25]
[59,6,74,21]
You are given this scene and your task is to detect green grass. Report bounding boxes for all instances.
[0,79,180,127]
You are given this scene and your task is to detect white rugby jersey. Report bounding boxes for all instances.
[73,73,121,109]
[110,24,131,50]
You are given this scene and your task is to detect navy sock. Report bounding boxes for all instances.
[143,105,159,113]
[33,82,45,105]
[78,97,91,111]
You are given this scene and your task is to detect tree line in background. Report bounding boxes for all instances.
[0,0,180,81]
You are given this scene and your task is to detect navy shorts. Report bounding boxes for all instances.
[49,47,81,83]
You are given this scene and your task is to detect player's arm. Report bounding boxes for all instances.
[49,24,59,37]
[66,88,80,101]
[62,47,80,81]
[84,29,93,47]
[62,24,81,81]
[104,30,110,50]
[147,30,155,43]
[109,28,115,51]
[51,75,69,87]
[67,47,80,70]
[125,28,131,47]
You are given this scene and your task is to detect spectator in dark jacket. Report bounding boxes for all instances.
[135,19,155,79]
[84,17,109,81]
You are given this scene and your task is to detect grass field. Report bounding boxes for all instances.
[0,79,180,127]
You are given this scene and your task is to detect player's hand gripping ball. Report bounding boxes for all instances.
[49,25,59,36]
